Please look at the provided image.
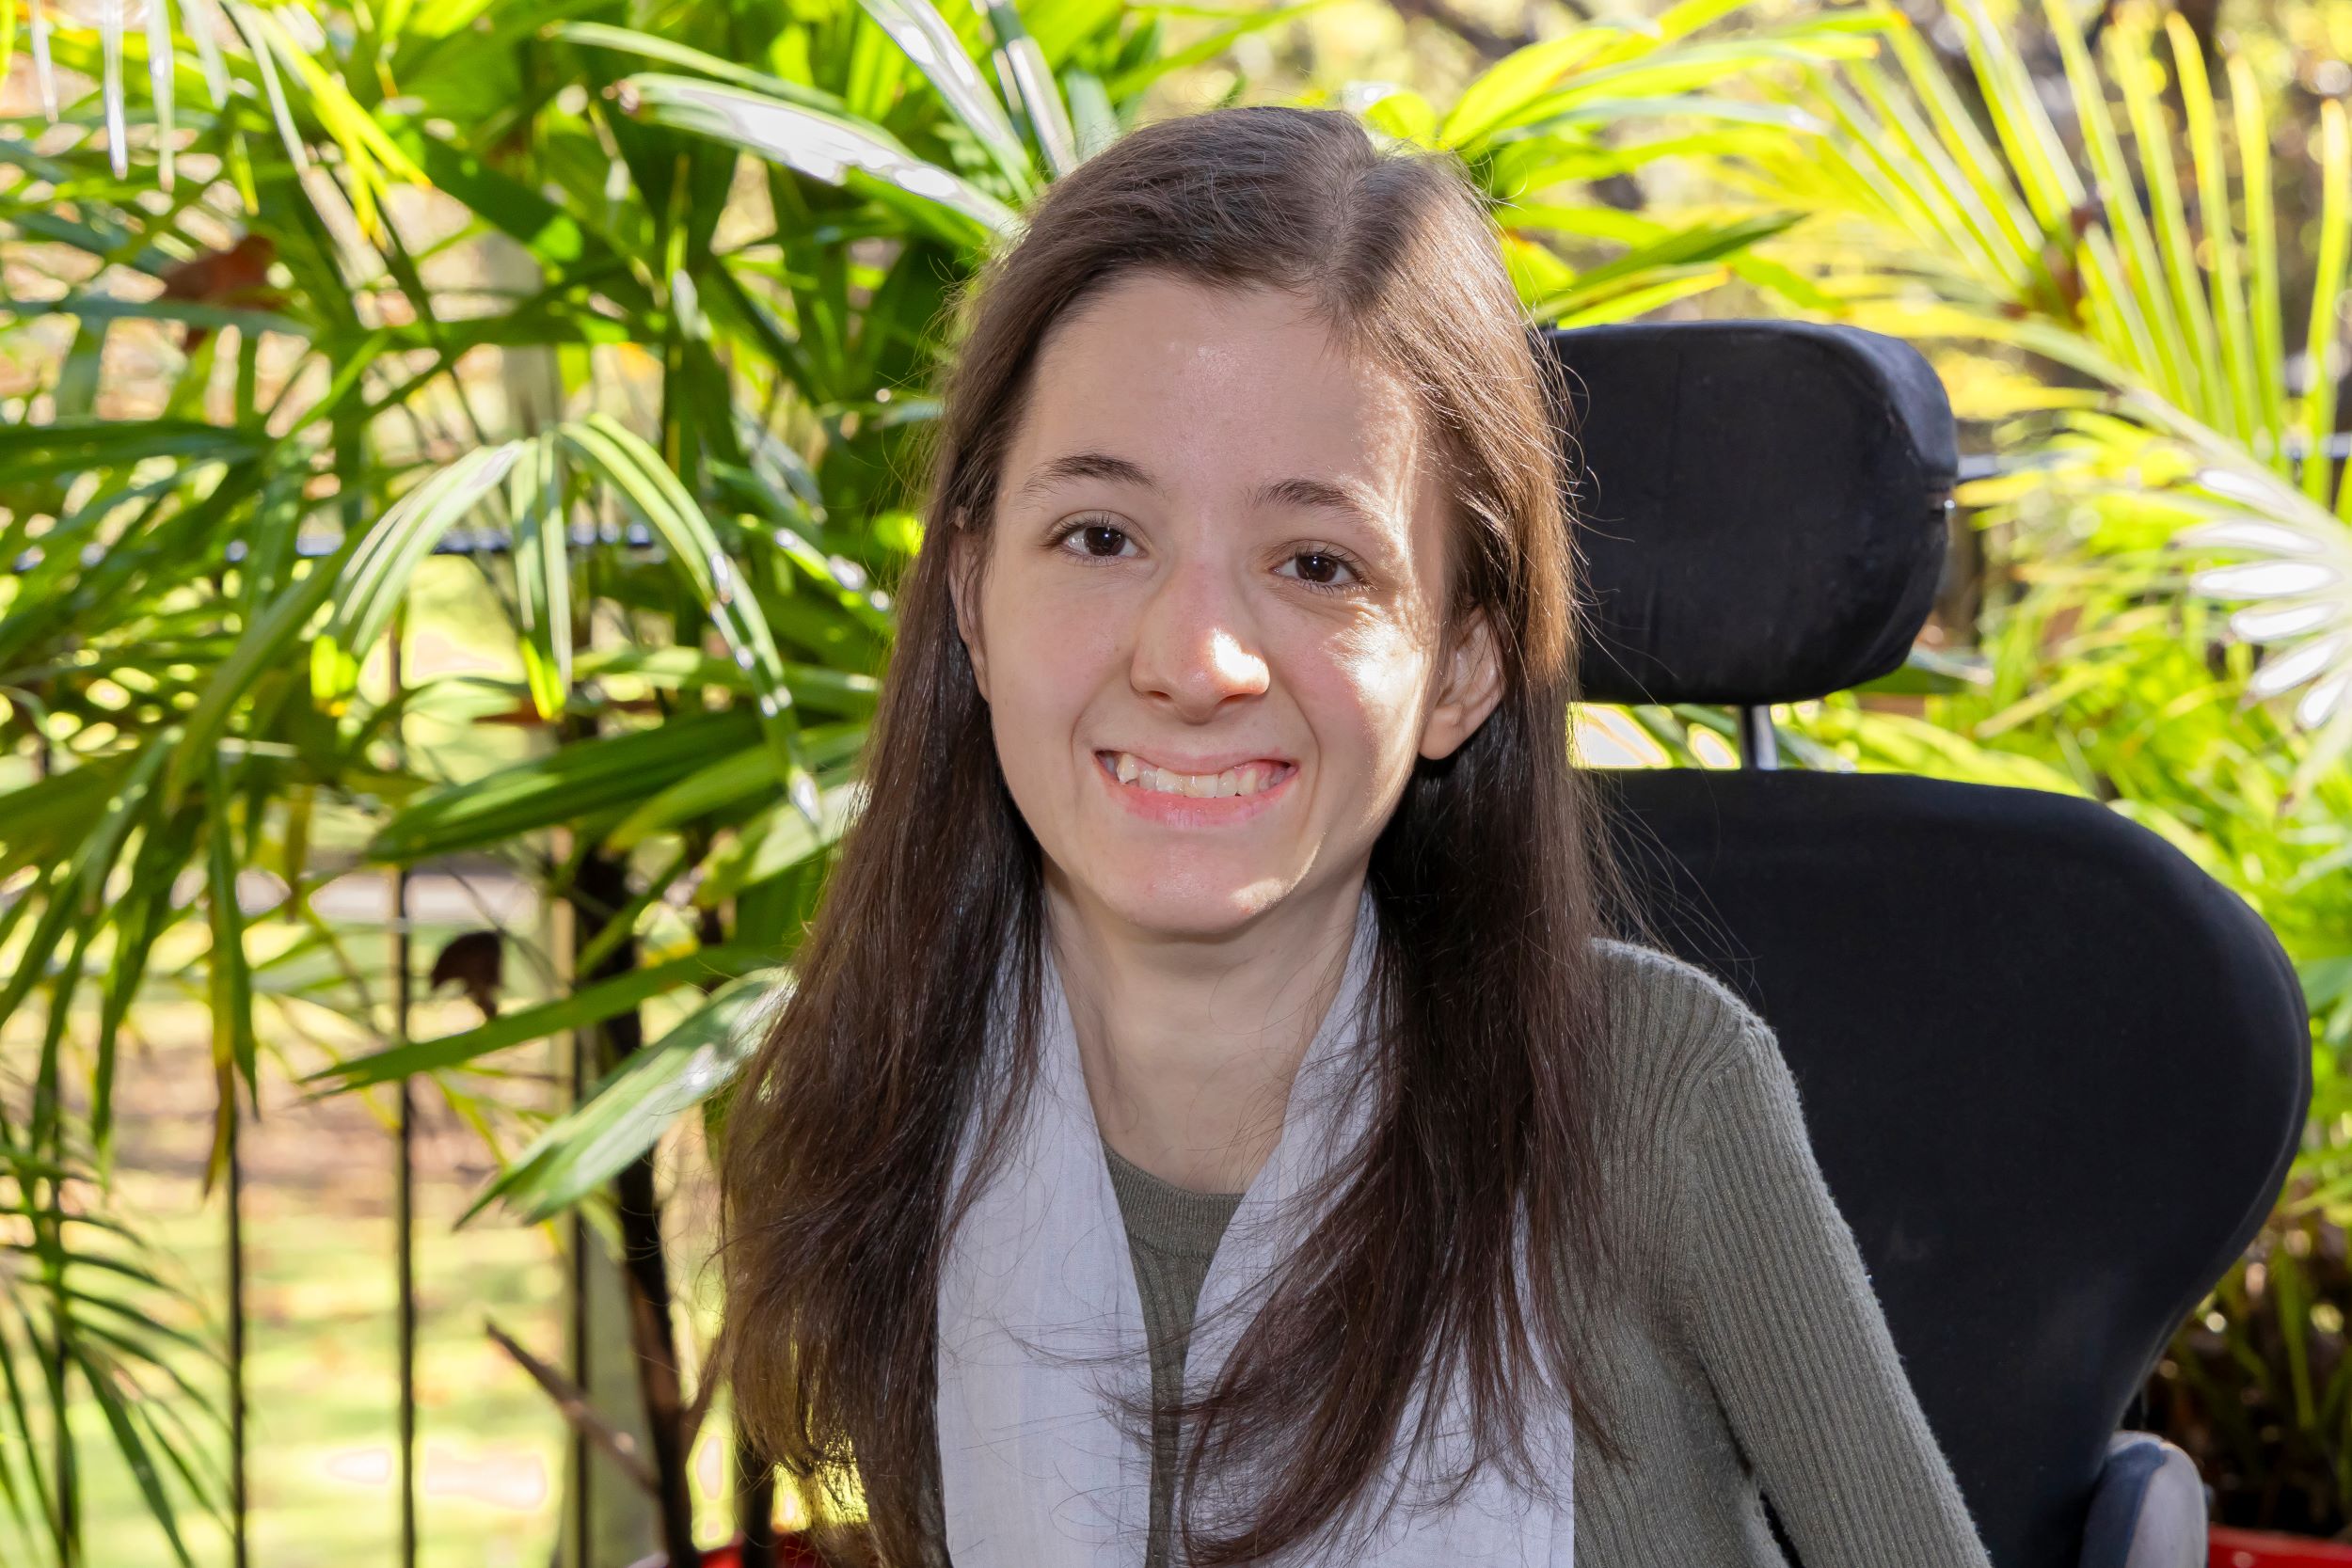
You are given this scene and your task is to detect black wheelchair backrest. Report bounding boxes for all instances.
[1548,320,2311,1568]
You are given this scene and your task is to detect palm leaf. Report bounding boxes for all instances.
[305,945,773,1091]
[853,0,1035,194]
[465,969,791,1224]
[617,71,1017,245]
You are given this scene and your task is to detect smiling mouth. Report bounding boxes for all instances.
[1095,750,1295,800]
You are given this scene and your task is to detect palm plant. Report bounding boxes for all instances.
[0,1129,223,1565]
[1727,0,2350,795]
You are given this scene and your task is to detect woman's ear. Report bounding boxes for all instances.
[947,512,990,703]
[1419,605,1504,761]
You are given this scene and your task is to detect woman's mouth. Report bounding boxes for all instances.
[1093,750,1297,823]
[1098,751,1290,798]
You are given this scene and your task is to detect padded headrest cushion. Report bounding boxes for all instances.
[1538,320,1959,706]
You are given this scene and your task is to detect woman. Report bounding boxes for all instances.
[719,103,1994,1568]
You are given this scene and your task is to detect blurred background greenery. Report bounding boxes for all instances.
[1,0,2349,1558]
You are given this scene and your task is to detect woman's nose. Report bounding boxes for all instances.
[1128,555,1270,718]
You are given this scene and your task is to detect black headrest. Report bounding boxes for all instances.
[1540,321,1959,706]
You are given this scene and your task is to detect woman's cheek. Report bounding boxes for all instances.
[1320,621,1429,739]
[993,570,1119,708]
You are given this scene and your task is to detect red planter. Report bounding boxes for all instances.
[2212,1527,2352,1567]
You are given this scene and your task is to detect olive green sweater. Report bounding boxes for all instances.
[1101,939,1995,1568]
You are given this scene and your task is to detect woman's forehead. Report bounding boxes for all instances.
[1006,277,1431,514]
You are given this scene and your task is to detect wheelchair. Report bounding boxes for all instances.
[1545,320,2312,1568]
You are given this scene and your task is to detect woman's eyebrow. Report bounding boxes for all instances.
[1013,451,1153,502]
[1254,474,1392,538]
[1014,451,1395,537]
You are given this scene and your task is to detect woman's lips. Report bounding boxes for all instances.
[1092,750,1297,826]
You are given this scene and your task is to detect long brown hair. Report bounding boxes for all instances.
[719,103,1648,1566]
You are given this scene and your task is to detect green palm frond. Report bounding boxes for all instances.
[0,1132,223,1566]
[1326,8,1872,325]
[1724,0,2352,802]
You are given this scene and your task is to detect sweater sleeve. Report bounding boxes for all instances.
[1668,1017,1994,1568]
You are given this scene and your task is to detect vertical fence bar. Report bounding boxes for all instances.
[560,876,592,1568]
[562,563,596,1568]
[397,974,417,1564]
[736,1432,775,1568]
[389,598,420,1568]
[29,741,77,1568]
[228,1094,248,1568]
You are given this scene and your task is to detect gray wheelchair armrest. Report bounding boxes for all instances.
[2081,1430,2207,1568]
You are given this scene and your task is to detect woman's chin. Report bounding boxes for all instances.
[1081,869,1293,939]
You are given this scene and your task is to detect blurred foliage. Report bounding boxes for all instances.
[2150,1179,2352,1533]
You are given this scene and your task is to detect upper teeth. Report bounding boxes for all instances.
[1107,752,1282,799]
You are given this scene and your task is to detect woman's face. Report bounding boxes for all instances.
[951,272,1503,940]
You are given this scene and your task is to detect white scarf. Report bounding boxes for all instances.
[933,884,1575,1566]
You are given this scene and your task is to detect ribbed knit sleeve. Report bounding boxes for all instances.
[1669,1018,1994,1568]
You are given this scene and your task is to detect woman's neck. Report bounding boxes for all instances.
[1043,871,1367,1195]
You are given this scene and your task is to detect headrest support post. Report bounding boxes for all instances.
[1736,705,1780,770]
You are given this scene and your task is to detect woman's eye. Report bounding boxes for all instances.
[1280,549,1362,591]
[1056,520,1136,559]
